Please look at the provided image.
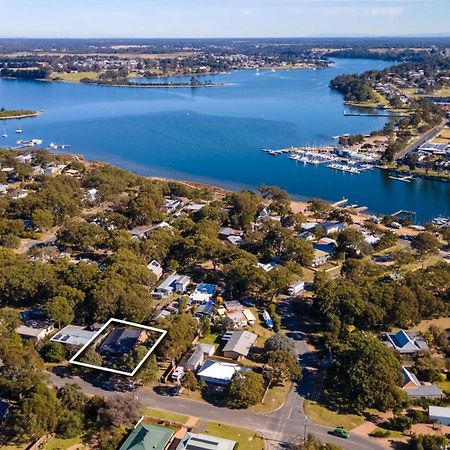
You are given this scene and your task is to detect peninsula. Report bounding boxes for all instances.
[0,109,38,120]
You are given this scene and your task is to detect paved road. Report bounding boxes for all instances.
[47,301,385,450]
[395,122,445,160]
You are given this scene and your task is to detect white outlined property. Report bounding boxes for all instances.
[69,318,167,376]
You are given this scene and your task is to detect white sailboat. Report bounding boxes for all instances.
[15,121,23,134]
[2,129,7,138]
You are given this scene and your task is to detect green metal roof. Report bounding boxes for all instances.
[119,423,174,450]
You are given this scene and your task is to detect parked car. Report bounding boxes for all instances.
[333,427,350,439]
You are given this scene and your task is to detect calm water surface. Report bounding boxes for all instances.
[0,58,449,222]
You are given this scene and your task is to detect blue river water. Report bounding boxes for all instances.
[0,58,449,222]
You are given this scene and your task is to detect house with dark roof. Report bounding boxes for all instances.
[119,423,174,450]
[99,328,147,356]
[385,330,429,354]
[402,367,443,399]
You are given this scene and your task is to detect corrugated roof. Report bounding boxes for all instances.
[222,331,257,356]
[119,423,174,450]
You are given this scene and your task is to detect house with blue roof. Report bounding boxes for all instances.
[189,283,217,305]
[385,330,429,354]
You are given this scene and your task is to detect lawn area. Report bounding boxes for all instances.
[143,407,189,424]
[249,382,292,413]
[0,445,28,450]
[302,267,316,283]
[199,332,220,345]
[410,317,450,333]
[249,309,274,348]
[434,88,450,97]
[433,128,450,144]
[372,244,402,257]
[202,422,265,450]
[304,400,365,430]
[45,437,84,450]
[52,72,98,82]
[400,255,442,273]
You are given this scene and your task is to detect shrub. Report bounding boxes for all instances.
[369,429,390,438]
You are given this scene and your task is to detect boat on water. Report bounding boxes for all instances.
[49,143,58,150]
[389,175,414,183]
[2,129,7,138]
[16,139,43,147]
[432,216,450,227]
[15,127,23,134]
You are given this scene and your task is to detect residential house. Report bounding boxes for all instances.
[219,227,243,240]
[152,273,191,299]
[385,330,429,354]
[197,360,250,385]
[151,309,172,322]
[130,225,153,240]
[176,432,236,450]
[16,154,33,164]
[319,221,347,236]
[311,248,330,268]
[50,325,96,347]
[224,309,248,328]
[16,320,54,341]
[301,222,318,232]
[189,283,216,305]
[288,280,305,296]
[429,406,450,425]
[99,328,147,356]
[242,308,256,325]
[227,235,244,246]
[9,189,28,199]
[178,343,216,372]
[183,203,205,214]
[402,367,443,399]
[195,301,215,318]
[221,301,250,328]
[222,331,257,360]
[164,198,182,213]
[147,260,163,280]
[119,423,174,450]
[298,231,315,241]
[258,261,276,272]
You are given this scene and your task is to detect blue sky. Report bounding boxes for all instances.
[0,0,448,38]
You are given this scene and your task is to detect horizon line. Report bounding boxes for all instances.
[0,34,450,40]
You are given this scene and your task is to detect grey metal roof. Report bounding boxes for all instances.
[222,331,257,356]
[404,385,443,399]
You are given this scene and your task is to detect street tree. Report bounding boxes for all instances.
[227,371,265,408]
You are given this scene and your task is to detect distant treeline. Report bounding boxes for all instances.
[1,37,450,54]
[0,67,50,80]
[329,47,448,63]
